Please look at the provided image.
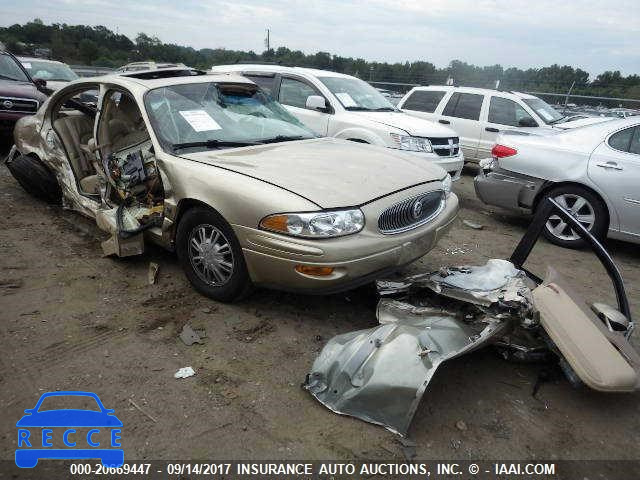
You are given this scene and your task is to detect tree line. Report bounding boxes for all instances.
[2,19,639,104]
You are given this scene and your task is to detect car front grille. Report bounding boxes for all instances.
[378,190,445,234]
[0,97,39,113]
[429,137,459,157]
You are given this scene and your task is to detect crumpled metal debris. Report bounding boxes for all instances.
[304,259,540,436]
[148,262,159,285]
[179,325,205,346]
[377,258,534,308]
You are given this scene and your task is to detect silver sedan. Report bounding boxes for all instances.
[475,117,640,248]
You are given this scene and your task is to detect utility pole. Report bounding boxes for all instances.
[265,29,270,51]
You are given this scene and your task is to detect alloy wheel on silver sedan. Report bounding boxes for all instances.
[545,193,596,241]
[188,224,235,286]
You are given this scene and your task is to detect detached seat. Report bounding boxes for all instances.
[533,269,640,392]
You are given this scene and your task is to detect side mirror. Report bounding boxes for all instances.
[33,78,47,89]
[305,95,327,112]
[518,117,538,127]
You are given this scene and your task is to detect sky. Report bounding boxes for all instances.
[2,0,639,76]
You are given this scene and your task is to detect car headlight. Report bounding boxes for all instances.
[259,209,365,238]
[390,133,433,153]
[442,173,452,194]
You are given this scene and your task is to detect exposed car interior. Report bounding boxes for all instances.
[96,90,164,240]
[50,86,100,195]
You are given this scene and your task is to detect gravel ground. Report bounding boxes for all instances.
[1,142,639,468]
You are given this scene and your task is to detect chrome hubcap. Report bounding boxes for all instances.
[546,194,596,241]
[189,224,234,286]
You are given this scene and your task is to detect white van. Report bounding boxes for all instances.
[397,86,611,162]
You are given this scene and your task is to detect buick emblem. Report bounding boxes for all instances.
[2,100,13,110]
[412,199,423,219]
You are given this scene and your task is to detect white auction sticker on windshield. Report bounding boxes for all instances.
[179,110,222,132]
[335,92,357,107]
[22,62,32,69]
[538,108,554,121]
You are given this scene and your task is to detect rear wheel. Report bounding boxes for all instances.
[539,185,607,249]
[176,207,252,302]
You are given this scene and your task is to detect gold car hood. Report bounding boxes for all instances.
[181,137,446,208]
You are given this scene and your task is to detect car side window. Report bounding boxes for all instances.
[488,97,536,127]
[245,74,275,96]
[608,127,636,153]
[629,127,640,155]
[402,90,446,113]
[442,92,483,120]
[279,77,318,109]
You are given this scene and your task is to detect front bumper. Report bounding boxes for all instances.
[236,192,459,293]
[474,167,545,212]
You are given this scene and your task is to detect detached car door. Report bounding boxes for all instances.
[479,96,539,159]
[588,125,640,239]
[438,92,484,160]
[278,76,330,136]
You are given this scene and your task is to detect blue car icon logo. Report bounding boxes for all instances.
[15,391,123,468]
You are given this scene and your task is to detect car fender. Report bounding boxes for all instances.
[332,126,389,146]
[160,155,320,242]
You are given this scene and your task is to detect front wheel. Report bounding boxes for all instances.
[176,207,252,302]
[539,185,607,249]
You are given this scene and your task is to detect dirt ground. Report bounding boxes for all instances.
[1,140,639,466]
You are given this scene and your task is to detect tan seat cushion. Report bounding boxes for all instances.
[79,175,99,195]
[533,282,637,392]
[53,115,94,177]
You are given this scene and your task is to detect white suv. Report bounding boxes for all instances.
[209,65,464,179]
[397,86,611,162]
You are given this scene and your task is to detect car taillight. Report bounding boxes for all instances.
[491,144,518,158]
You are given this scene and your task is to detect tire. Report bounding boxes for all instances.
[539,185,607,249]
[176,207,252,302]
[6,153,62,204]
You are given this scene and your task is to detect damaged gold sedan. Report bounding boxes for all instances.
[5,69,457,301]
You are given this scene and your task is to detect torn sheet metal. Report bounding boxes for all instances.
[304,259,533,436]
[377,259,533,308]
[305,312,509,436]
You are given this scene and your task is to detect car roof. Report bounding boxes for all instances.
[69,70,255,91]
[17,56,65,65]
[210,64,355,79]
[409,85,539,100]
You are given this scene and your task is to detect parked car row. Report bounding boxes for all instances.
[2,53,638,305]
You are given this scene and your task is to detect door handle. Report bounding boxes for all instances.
[485,127,499,132]
[596,162,623,171]
[439,119,450,124]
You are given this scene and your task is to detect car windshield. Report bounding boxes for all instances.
[0,54,30,82]
[522,97,564,124]
[145,81,316,152]
[318,76,396,111]
[21,60,78,82]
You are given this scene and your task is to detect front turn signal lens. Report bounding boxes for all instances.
[295,265,334,276]
[259,214,289,233]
